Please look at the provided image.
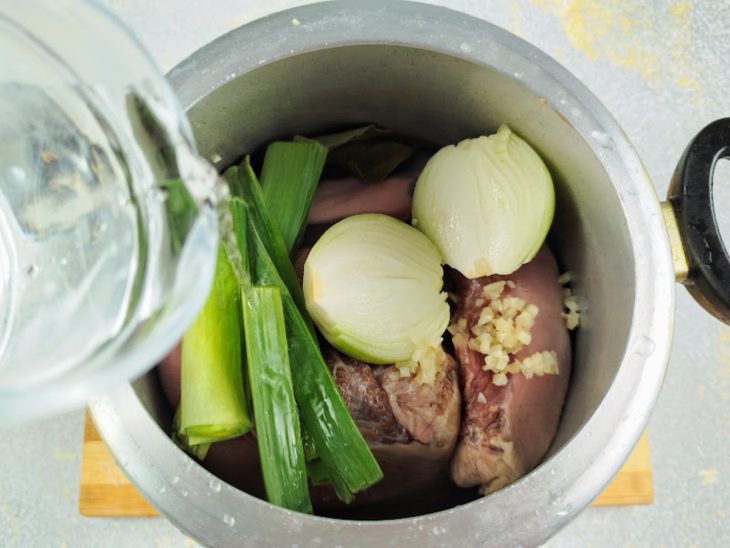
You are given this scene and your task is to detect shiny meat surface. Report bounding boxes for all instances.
[313,348,461,508]
[308,175,415,224]
[449,246,571,493]
[376,360,461,451]
[156,343,461,508]
[328,348,410,444]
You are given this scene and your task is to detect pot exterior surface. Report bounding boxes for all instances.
[92,2,674,546]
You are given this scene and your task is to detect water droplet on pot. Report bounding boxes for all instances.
[460,42,472,53]
[209,479,221,492]
[9,165,26,182]
[171,476,180,485]
[634,335,656,358]
[590,130,612,150]
[158,486,166,494]
[26,264,38,278]
[223,514,235,527]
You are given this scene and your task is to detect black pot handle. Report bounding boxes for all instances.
[666,118,730,324]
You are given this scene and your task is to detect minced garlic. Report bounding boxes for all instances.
[559,272,580,330]
[449,280,559,386]
[394,344,447,385]
[493,373,508,386]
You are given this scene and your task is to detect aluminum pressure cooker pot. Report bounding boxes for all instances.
[89,2,730,546]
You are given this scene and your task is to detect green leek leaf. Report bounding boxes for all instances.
[260,141,327,252]
[178,245,250,444]
[242,285,312,513]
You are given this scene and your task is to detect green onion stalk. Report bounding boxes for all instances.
[178,244,250,447]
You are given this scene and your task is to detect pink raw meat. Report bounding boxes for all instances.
[312,348,461,508]
[308,175,413,224]
[449,246,571,493]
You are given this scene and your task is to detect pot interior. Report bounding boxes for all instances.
[135,44,636,519]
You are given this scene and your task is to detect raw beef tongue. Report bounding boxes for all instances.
[159,342,462,509]
[307,149,429,226]
[313,347,461,509]
[449,246,571,494]
[308,175,414,224]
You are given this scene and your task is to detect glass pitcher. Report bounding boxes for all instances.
[0,1,220,424]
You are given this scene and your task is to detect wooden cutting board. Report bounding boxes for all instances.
[78,411,653,516]
[79,411,159,516]
[592,431,653,506]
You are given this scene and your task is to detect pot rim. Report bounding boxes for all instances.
[91,2,675,546]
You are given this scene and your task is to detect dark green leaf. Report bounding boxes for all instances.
[260,140,327,252]
[298,124,391,149]
[327,140,414,182]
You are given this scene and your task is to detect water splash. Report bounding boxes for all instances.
[223,514,235,527]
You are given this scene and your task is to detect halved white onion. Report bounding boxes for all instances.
[303,213,449,364]
[412,125,554,278]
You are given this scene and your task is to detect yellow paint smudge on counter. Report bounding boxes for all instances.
[54,447,76,461]
[699,468,718,485]
[667,0,704,100]
[509,0,524,37]
[668,0,691,18]
[718,328,730,375]
[529,0,704,100]
[713,328,730,401]
[0,505,21,530]
[529,0,658,78]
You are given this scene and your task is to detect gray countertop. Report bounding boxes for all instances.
[2,0,729,546]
